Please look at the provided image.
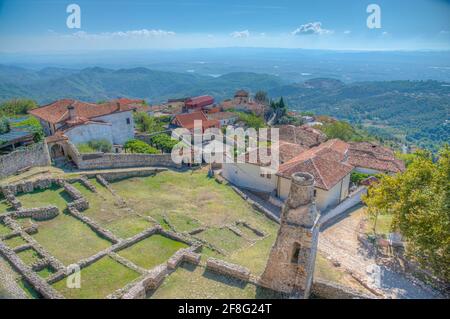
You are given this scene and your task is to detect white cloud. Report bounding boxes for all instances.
[343,30,351,35]
[381,31,389,36]
[292,22,334,36]
[230,30,250,38]
[439,30,449,35]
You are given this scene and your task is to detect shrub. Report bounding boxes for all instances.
[77,139,112,153]
[0,117,10,134]
[10,116,44,142]
[0,99,38,116]
[124,139,159,154]
[150,134,178,153]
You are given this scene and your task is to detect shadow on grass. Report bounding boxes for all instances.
[201,268,248,289]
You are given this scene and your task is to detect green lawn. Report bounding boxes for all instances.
[52,256,140,299]
[0,199,11,213]
[0,222,12,236]
[111,170,279,274]
[37,266,56,279]
[117,234,188,269]
[17,248,42,266]
[194,227,250,254]
[17,278,41,299]
[3,235,27,248]
[30,212,111,265]
[71,181,153,239]
[16,185,71,211]
[150,263,284,299]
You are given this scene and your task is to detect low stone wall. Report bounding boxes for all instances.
[66,205,119,244]
[122,264,169,299]
[0,241,64,299]
[62,182,83,201]
[84,168,167,182]
[12,206,59,221]
[0,142,51,179]
[311,278,372,299]
[206,257,251,281]
[75,152,180,170]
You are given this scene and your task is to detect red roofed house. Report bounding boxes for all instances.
[172,111,220,132]
[222,141,307,194]
[29,98,140,151]
[183,96,214,113]
[276,139,353,211]
[221,122,405,212]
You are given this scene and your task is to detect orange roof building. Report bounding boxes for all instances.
[29,98,139,147]
[172,111,220,132]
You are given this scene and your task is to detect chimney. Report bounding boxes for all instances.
[116,102,121,111]
[68,105,76,120]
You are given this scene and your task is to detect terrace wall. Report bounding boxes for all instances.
[0,142,51,179]
[65,141,180,170]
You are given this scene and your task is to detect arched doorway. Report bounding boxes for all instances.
[50,143,65,159]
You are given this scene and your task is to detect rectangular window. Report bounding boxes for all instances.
[291,243,301,264]
[126,118,131,125]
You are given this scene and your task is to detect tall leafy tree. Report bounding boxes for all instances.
[363,146,450,281]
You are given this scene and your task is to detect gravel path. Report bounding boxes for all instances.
[319,207,443,299]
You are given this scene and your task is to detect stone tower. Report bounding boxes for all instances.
[260,172,320,298]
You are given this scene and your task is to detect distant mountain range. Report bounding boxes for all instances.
[0,65,448,150]
[0,65,285,104]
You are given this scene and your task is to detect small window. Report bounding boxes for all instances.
[314,189,317,197]
[260,173,265,178]
[266,174,271,179]
[291,243,301,264]
[126,118,131,124]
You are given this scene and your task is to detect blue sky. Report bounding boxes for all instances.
[0,0,449,52]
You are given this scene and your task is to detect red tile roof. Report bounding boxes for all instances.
[243,141,307,167]
[347,142,405,173]
[277,139,353,190]
[278,125,327,148]
[185,96,214,108]
[29,98,139,124]
[173,111,219,131]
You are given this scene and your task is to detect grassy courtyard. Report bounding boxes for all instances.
[52,256,140,299]
[2,168,367,298]
[28,212,111,265]
[150,263,284,299]
[71,181,153,238]
[15,185,71,211]
[111,170,279,275]
[117,234,188,269]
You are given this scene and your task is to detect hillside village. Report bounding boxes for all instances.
[0,90,446,299]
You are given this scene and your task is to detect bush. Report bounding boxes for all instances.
[77,139,112,153]
[10,116,44,142]
[133,112,165,133]
[124,139,159,154]
[0,117,10,134]
[150,134,178,153]
[0,99,38,116]
[237,112,266,129]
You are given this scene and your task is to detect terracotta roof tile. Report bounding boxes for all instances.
[29,98,139,124]
[278,125,327,148]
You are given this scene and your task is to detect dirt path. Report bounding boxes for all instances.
[318,207,442,299]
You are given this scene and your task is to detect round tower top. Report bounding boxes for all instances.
[291,172,314,187]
